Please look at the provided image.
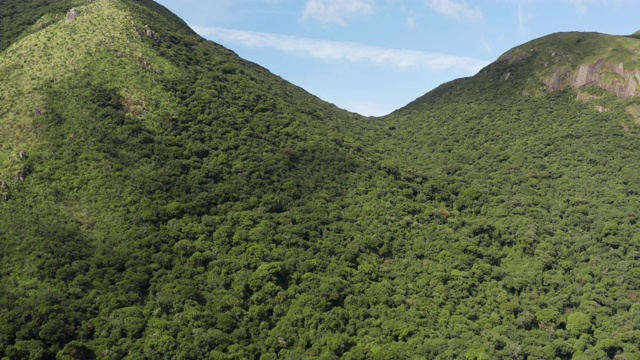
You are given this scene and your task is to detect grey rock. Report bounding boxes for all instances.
[144,25,158,40]
[545,59,640,98]
[66,8,80,23]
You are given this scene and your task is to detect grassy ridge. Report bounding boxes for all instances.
[0,0,83,52]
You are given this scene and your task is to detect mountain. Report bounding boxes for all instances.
[3,1,640,359]
[0,1,371,358]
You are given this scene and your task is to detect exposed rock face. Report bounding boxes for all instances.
[66,8,80,23]
[144,25,158,40]
[547,69,564,92]
[573,60,604,88]
[547,59,640,98]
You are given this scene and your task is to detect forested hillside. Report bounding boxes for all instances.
[3,1,640,359]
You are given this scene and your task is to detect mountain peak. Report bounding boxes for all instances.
[494,31,640,98]
[0,0,185,179]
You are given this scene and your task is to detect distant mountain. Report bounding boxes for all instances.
[3,1,640,359]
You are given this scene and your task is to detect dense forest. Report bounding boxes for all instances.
[3,0,640,359]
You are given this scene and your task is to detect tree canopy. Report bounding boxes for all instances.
[3,1,640,359]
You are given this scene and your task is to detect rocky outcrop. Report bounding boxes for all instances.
[573,60,604,88]
[66,8,80,23]
[547,69,564,92]
[144,25,158,40]
[546,59,640,98]
[1,181,8,202]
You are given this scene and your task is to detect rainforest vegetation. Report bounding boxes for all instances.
[3,0,640,359]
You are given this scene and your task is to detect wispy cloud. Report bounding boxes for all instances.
[517,1,532,37]
[479,34,492,55]
[427,0,483,21]
[565,0,588,16]
[406,9,418,29]
[302,0,375,25]
[192,26,490,72]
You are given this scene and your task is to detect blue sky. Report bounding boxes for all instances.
[154,0,640,116]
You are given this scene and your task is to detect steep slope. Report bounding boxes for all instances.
[379,32,640,359]
[0,0,80,52]
[503,32,640,97]
[5,1,640,359]
[0,1,376,359]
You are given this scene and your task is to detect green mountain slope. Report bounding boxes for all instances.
[381,37,640,359]
[0,1,372,358]
[4,1,640,359]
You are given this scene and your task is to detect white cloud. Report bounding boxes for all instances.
[192,26,490,72]
[406,15,417,28]
[565,0,588,16]
[302,0,375,25]
[479,34,492,55]
[406,9,418,28]
[427,0,483,21]
[517,1,531,37]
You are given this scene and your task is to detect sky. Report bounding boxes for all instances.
[154,0,640,116]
